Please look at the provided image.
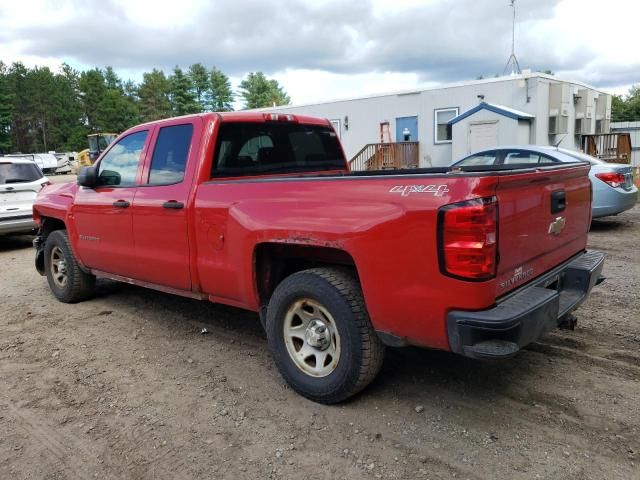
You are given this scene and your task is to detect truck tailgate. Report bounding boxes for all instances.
[494,164,591,296]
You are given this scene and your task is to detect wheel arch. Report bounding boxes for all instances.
[34,216,68,275]
[254,242,359,311]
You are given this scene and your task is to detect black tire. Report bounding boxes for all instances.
[266,267,385,404]
[44,230,95,303]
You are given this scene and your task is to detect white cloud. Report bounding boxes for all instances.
[0,0,638,103]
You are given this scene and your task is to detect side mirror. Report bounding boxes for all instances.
[77,166,98,188]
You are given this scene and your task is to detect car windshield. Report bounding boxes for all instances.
[0,163,43,184]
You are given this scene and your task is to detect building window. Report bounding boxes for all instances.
[434,107,459,144]
[329,119,341,138]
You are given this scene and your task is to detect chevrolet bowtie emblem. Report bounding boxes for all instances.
[548,216,566,236]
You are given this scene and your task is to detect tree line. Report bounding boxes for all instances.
[0,62,291,154]
[612,85,640,122]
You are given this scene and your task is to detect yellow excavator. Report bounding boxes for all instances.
[76,133,118,169]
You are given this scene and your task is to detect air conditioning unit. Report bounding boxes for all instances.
[595,119,610,134]
[548,83,570,134]
[549,115,568,134]
[595,94,611,121]
[575,117,592,135]
[575,89,594,120]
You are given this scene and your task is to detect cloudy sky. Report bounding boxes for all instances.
[0,0,638,105]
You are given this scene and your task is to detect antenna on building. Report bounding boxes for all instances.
[503,0,522,76]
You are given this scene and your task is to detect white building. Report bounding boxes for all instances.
[257,72,612,168]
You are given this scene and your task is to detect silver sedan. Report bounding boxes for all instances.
[451,146,638,219]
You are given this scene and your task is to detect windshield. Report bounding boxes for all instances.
[212,122,346,177]
[0,163,43,184]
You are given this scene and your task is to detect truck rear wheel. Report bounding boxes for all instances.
[266,268,385,404]
[44,230,95,303]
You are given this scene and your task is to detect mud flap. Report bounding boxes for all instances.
[33,236,45,275]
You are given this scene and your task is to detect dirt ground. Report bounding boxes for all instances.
[1,196,638,479]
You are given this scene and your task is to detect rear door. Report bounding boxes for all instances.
[73,130,150,277]
[493,163,592,296]
[130,119,200,290]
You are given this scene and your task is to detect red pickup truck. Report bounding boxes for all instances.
[33,112,604,403]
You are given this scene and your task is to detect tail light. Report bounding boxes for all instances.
[438,196,498,280]
[595,172,625,188]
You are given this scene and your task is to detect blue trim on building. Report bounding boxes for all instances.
[449,102,533,125]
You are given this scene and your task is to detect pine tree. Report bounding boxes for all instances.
[0,62,14,153]
[49,63,87,151]
[210,67,234,112]
[169,66,199,116]
[188,63,210,112]
[79,69,108,131]
[238,72,290,109]
[138,69,172,122]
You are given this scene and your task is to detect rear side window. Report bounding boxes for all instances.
[503,151,559,165]
[98,131,148,187]
[455,151,498,166]
[0,163,43,184]
[504,151,540,164]
[212,122,345,177]
[148,124,194,185]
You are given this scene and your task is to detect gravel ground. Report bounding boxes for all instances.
[0,203,638,480]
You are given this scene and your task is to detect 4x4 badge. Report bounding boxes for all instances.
[548,216,566,236]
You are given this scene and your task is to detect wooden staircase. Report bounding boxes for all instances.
[349,142,419,171]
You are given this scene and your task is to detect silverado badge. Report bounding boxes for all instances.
[548,216,566,236]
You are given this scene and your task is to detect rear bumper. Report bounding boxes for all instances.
[0,215,36,235]
[447,250,605,359]
[592,186,638,218]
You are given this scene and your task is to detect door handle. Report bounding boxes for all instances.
[550,190,566,214]
[112,200,130,208]
[163,200,184,209]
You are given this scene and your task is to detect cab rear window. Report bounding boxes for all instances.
[212,122,345,177]
[0,163,43,184]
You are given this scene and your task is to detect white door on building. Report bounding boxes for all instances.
[468,122,498,153]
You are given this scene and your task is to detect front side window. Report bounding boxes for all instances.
[213,122,345,177]
[97,131,148,187]
[148,124,194,185]
[455,151,497,166]
[434,107,459,143]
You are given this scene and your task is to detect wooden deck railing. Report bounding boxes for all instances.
[583,133,632,163]
[349,142,419,171]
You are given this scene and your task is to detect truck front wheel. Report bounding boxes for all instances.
[266,268,385,404]
[44,230,96,303]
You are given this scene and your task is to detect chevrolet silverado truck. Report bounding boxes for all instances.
[32,112,604,403]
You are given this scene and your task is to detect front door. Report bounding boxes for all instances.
[130,121,199,290]
[73,130,150,277]
[395,116,418,142]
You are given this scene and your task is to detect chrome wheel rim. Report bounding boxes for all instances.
[283,298,341,378]
[50,246,68,288]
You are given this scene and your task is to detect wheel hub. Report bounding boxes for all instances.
[305,319,331,350]
[50,246,68,288]
[283,298,341,378]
